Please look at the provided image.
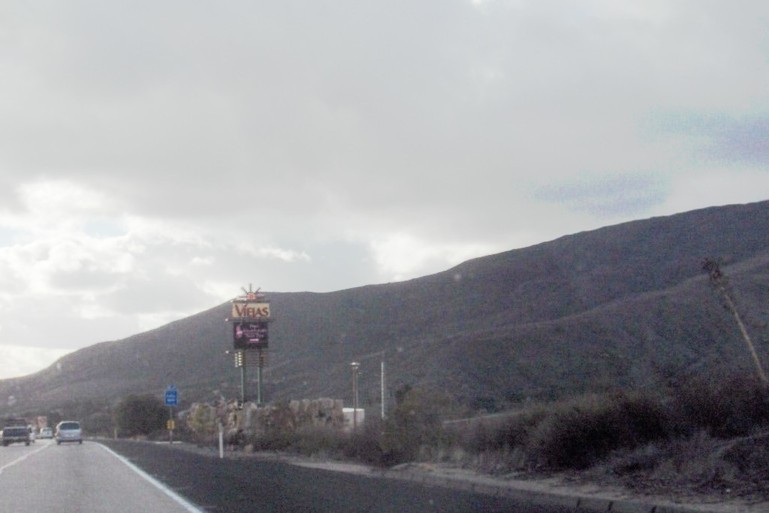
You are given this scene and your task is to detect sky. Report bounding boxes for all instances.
[0,0,768,379]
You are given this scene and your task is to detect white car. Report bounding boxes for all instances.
[55,421,82,445]
[38,427,53,439]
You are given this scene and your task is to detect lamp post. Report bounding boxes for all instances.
[351,361,360,430]
[226,350,247,405]
[380,354,386,419]
[239,350,247,404]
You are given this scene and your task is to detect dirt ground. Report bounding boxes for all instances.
[299,460,769,513]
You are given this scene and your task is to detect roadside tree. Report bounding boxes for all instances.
[114,394,166,438]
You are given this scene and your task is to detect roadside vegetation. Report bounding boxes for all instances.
[216,374,769,501]
[15,371,769,501]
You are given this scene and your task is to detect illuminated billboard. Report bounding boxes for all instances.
[233,321,269,349]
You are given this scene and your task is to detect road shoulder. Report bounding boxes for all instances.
[165,442,769,513]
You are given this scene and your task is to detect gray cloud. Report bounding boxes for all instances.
[0,0,767,377]
[536,174,668,218]
[649,111,769,167]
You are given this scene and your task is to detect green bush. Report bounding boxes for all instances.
[114,394,167,438]
[186,404,219,445]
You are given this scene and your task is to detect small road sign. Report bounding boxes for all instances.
[165,385,178,407]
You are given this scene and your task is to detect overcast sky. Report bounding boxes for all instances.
[1,0,768,379]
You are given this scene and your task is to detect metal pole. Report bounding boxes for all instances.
[218,422,224,459]
[351,362,360,429]
[380,357,385,419]
[256,348,264,405]
[240,350,247,404]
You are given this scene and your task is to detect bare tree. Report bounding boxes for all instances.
[702,258,768,384]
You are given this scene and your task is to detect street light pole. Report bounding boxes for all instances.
[351,361,360,430]
[238,350,247,404]
[380,356,386,419]
[256,347,265,405]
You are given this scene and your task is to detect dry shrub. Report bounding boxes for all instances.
[468,407,548,453]
[293,425,346,458]
[450,406,548,471]
[378,387,456,466]
[721,435,769,478]
[213,374,769,485]
[601,442,667,476]
[247,428,298,451]
[472,445,529,474]
[528,392,671,470]
[673,374,769,438]
[716,434,769,495]
[647,431,730,493]
[588,431,769,498]
[343,416,387,465]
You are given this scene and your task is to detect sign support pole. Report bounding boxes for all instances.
[254,347,263,405]
[240,351,247,405]
[164,385,178,443]
[168,407,174,444]
[230,285,270,408]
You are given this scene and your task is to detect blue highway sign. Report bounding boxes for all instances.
[165,385,178,406]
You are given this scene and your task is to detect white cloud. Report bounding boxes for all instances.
[0,344,71,380]
[0,180,121,236]
[370,233,496,282]
[662,169,769,215]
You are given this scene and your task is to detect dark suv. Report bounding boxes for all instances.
[2,426,31,446]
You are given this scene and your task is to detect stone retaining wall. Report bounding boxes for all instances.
[184,398,345,444]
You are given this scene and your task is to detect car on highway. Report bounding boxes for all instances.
[38,427,53,439]
[2,425,31,446]
[55,421,83,445]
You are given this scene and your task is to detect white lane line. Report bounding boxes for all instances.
[0,443,49,474]
[96,443,205,513]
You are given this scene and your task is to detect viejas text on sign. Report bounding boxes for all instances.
[231,302,271,319]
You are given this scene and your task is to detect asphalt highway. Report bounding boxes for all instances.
[0,439,200,512]
[100,439,576,513]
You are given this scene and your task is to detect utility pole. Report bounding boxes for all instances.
[350,350,387,419]
[351,361,360,429]
[380,355,386,420]
[703,258,768,384]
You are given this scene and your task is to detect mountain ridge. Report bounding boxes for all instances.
[2,200,768,416]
